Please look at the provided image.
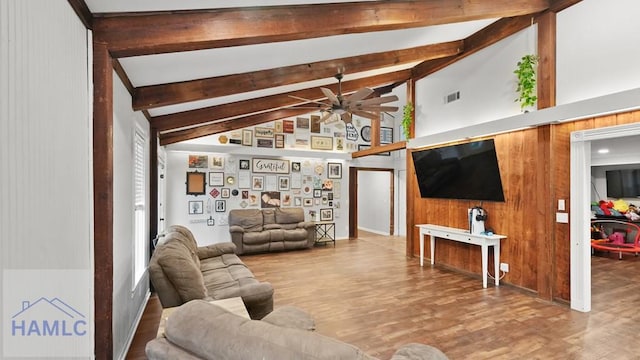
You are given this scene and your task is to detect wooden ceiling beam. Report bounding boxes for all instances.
[151,70,411,132]
[93,0,550,57]
[351,141,407,158]
[548,0,582,12]
[412,15,534,80]
[159,108,312,146]
[133,41,462,110]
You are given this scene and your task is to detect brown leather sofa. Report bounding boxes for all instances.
[148,225,274,319]
[228,208,316,255]
[146,300,450,360]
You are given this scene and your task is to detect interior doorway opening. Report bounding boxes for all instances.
[348,167,395,239]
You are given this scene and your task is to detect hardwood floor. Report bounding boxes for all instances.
[127,233,640,359]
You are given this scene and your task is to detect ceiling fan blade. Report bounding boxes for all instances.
[357,95,399,106]
[288,95,329,107]
[345,87,374,104]
[351,110,380,120]
[319,111,334,123]
[356,105,399,112]
[320,88,340,105]
[341,112,352,124]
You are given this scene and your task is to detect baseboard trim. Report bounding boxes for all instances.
[117,290,151,360]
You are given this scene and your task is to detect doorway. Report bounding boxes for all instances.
[349,167,395,238]
[570,122,640,312]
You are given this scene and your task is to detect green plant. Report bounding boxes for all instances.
[402,102,414,140]
[514,54,539,111]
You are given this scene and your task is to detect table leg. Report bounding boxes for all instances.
[430,235,435,265]
[494,243,500,286]
[481,244,488,288]
[419,232,424,267]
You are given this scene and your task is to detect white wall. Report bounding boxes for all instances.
[0,0,93,357]
[112,72,151,360]
[557,0,640,105]
[357,171,391,235]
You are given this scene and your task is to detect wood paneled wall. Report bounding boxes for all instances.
[407,109,640,302]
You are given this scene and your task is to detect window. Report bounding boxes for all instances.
[133,130,147,288]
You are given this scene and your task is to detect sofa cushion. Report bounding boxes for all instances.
[155,239,207,302]
[261,305,316,331]
[200,254,258,298]
[275,207,304,224]
[165,300,377,360]
[229,209,264,232]
[283,228,308,241]
[242,231,271,245]
[263,208,276,225]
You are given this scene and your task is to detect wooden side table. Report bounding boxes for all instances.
[314,221,336,247]
[157,297,249,337]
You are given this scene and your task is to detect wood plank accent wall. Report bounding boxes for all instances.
[407,110,640,302]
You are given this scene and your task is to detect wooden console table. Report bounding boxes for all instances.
[416,224,507,288]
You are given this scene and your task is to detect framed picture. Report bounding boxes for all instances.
[278,176,290,191]
[303,198,313,207]
[274,120,283,133]
[360,125,372,143]
[380,127,394,144]
[186,171,206,195]
[215,200,226,212]
[188,155,208,168]
[252,176,264,191]
[313,189,322,198]
[210,156,224,169]
[257,138,273,148]
[296,117,309,130]
[275,133,285,148]
[327,162,342,179]
[239,159,250,170]
[221,188,230,198]
[242,190,249,199]
[261,191,281,208]
[188,200,203,214]
[294,197,302,206]
[255,127,274,138]
[322,179,333,191]
[242,129,253,146]
[310,136,333,150]
[320,208,334,222]
[310,115,321,133]
[291,162,301,172]
[283,120,295,133]
[208,172,224,186]
[252,158,290,174]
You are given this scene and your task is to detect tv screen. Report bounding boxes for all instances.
[606,169,640,198]
[411,139,505,202]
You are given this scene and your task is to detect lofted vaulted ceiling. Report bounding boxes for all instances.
[75,0,580,146]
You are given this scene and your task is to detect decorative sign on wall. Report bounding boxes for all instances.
[345,123,358,141]
[255,127,275,138]
[252,158,290,174]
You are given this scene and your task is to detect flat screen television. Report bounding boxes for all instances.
[411,139,505,202]
[606,169,640,198]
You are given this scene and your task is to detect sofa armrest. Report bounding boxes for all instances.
[261,305,316,331]
[229,225,245,234]
[298,221,315,229]
[390,344,449,360]
[197,242,237,259]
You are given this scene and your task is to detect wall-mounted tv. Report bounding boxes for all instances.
[411,139,505,202]
[606,169,640,198]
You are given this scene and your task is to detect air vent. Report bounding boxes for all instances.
[445,91,460,104]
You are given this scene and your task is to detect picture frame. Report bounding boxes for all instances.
[239,159,250,170]
[261,191,281,208]
[278,176,290,191]
[274,120,284,133]
[294,197,302,206]
[310,136,333,150]
[275,133,285,148]
[215,200,226,212]
[252,158,290,174]
[208,172,224,186]
[303,198,313,207]
[360,125,372,142]
[255,127,275,138]
[380,127,394,144]
[257,138,273,148]
[210,156,224,169]
[252,176,264,191]
[310,115,321,133]
[221,188,230,198]
[291,162,301,172]
[313,189,322,198]
[320,208,334,222]
[188,155,208,168]
[188,200,204,214]
[283,120,295,133]
[242,129,253,146]
[186,171,206,195]
[327,163,342,179]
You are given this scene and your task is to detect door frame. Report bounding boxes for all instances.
[349,167,395,238]
[570,122,640,312]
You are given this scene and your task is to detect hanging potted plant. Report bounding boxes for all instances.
[514,54,539,112]
[402,102,414,140]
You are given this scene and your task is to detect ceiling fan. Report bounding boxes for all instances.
[290,72,399,123]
